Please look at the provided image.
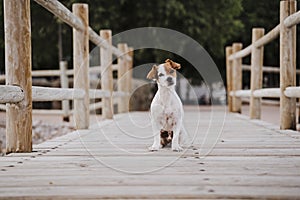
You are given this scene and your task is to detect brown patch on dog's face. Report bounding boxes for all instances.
[163,62,177,78]
[146,65,158,80]
[165,59,181,70]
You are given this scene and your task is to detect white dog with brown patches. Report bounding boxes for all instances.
[147,59,187,151]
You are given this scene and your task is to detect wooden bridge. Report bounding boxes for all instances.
[0,107,300,199]
[1,0,300,199]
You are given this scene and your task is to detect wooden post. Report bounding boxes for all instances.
[4,0,32,153]
[298,96,300,125]
[250,28,265,119]
[60,61,70,122]
[231,43,243,113]
[280,0,296,130]
[225,46,233,112]
[100,30,113,119]
[117,43,128,113]
[73,4,89,129]
[127,47,134,111]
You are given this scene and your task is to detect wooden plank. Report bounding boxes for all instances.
[0,175,300,188]
[0,110,300,199]
[0,185,299,199]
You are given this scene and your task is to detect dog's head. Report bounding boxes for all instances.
[146,59,181,88]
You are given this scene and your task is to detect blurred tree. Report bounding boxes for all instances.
[0,0,247,84]
[235,1,299,88]
[238,1,280,88]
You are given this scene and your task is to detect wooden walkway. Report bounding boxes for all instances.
[0,106,300,199]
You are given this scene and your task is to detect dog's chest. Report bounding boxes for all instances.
[157,107,179,130]
[151,88,182,130]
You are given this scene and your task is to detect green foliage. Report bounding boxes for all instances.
[239,0,280,67]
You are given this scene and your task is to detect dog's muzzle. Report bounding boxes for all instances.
[167,77,174,86]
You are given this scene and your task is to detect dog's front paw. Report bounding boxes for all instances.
[172,144,183,152]
[149,145,160,151]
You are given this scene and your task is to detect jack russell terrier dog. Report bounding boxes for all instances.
[147,59,188,151]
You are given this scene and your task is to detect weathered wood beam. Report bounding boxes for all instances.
[253,88,281,98]
[229,90,251,98]
[33,0,130,61]
[242,65,300,74]
[284,87,300,98]
[228,25,280,61]
[250,28,265,119]
[31,86,84,101]
[231,43,243,113]
[4,0,32,153]
[100,30,113,119]
[34,0,83,31]
[284,10,300,28]
[89,89,110,99]
[73,3,89,129]
[280,0,297,130]
[60,61,70,121]
[253,25,280,49]
[228,45,251,61]
[0,85,24,103]
[226,46,233,112]
[89,28,131,61]
[117,43,129,113]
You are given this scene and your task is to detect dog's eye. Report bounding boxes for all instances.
[170,70,175,74]
[158,73,164,77]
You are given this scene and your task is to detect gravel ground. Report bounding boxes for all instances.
[0,112,75,155]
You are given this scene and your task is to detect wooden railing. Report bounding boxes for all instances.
[226,0,300,130]
[0,0,133,153]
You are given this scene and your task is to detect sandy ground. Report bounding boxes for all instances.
[0,112,103,154]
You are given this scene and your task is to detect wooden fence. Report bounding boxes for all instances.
[0,0,133,153]
[226,0,300,130]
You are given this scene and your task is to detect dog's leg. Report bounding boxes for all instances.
[149,122,161,151]
[172,123,183,152]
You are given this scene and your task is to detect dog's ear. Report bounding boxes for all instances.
[146,65,158,80]
[165,59,181,70]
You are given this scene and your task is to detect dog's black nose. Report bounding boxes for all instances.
[167,77,173,82]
